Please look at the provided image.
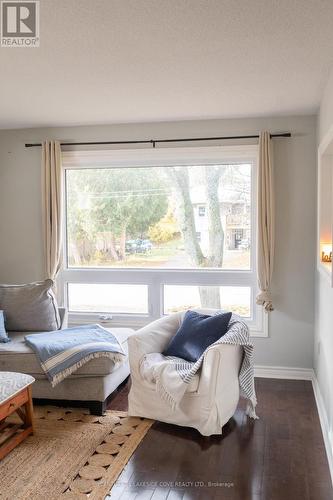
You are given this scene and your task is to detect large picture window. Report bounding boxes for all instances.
[60,146,267,336]
[66,163,251,271]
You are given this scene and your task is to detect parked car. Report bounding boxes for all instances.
[138,239,153,253]
[125,239,153,254]
[125,240,138,254]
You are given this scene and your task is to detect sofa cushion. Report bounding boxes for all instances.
[0,328,134,377]
[0,279,60,332]
[163,310,232,362]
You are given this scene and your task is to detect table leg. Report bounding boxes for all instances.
[24,386,34,434]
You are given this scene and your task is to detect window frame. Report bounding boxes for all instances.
[59,145,268,337]
[198,206,206,217]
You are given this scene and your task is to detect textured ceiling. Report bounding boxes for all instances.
[1,0,333,128]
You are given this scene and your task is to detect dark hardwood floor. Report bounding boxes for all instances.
[107,378,333,500]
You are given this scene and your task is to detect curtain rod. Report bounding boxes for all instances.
[25,132,291,148]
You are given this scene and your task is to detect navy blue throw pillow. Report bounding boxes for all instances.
[163,310,232,363]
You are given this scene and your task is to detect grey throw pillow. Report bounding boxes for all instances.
[0,279,60,332]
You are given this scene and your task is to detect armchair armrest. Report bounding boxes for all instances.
[198,343,242,398]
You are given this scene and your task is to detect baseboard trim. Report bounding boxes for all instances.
[254,365,314,380]
[311,374,333,486]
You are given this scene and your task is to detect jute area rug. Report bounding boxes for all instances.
[0,406,154,500]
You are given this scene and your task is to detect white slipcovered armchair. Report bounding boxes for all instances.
[128,309,243,436]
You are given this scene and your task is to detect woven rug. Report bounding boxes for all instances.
[0,406,154,500]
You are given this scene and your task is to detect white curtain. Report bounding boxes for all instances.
[256,131,275,311]
[42,140,63,280]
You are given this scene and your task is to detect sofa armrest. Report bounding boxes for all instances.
[58,308,68,329]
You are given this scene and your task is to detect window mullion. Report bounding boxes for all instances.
[148,278,161,320]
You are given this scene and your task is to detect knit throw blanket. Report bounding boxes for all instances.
[140,314,258,419]
[25,324,125,387]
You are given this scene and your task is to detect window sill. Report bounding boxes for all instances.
[67,310,269,338]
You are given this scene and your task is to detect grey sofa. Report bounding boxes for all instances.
[0,308,134,414]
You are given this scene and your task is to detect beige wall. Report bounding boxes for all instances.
[0,115,316,368]
[316,71,333,447]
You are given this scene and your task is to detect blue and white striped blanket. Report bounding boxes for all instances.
[25,324,125,387]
